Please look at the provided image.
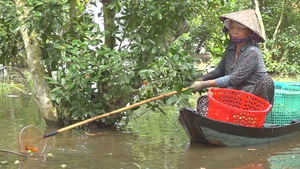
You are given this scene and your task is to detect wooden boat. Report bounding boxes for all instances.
[178,107,300,146]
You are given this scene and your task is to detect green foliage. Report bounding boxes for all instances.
[0,66,30,94]
[0,83,25,94]
[0,1,24,66]
[42,0,199,125]
[48,40,195,125]
[262,0,300,75]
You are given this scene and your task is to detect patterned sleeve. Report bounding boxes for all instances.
[215,76,230,87]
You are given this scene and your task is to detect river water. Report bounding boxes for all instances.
[0,93,300,169]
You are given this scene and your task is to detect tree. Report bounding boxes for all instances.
[14,0,59,125]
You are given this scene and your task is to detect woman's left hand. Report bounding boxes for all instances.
[190,81,210,92]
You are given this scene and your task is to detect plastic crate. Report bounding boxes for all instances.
[207,88,272,127]
[274,81,300,89]
[265,88,300,125]
[274,81,287,89]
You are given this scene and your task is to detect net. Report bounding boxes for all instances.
[18,125,46,154]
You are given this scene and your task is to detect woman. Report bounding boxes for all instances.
[191,9,274,113]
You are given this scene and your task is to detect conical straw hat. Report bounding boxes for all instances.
[219,9,265,42]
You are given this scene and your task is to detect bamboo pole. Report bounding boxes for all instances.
[44,88,190,137]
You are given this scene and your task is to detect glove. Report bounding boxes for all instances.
[190,81,210,92]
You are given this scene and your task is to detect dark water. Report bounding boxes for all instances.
[1,94,300,169]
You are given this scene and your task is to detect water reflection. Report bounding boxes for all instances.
[1,94,300,169]
[178,138,300,169]
[267,147,300,169]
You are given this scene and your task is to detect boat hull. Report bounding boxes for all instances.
[179,107,300,146]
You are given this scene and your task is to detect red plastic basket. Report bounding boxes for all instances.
[207,88,272,127]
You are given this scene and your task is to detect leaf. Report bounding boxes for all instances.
[67,83,75,90]
[123,73,133,83]
[92,103,102,108]
[45,77,59,85]
[51,87,61,93]
[151,47,158,54]
[33,11,42,17]
[56,97,61,104]
[69,49,78,56]
[166,96,178,105]
[150,11,157,16]
[85,69,95,74]
[147,39,156,45]
[0,29,7,36]
[174,83,183,93]
[157,13,162,20]
[62,57,71,62]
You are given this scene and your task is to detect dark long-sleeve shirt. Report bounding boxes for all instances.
[201,41,267,92]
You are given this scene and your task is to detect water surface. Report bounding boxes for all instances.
[0,94,300,169]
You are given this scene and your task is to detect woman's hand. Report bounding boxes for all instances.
[190,81,210,92]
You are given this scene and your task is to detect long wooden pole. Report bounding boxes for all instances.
[44,87,190,138]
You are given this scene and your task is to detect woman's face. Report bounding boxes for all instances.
[229,21,252,39]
